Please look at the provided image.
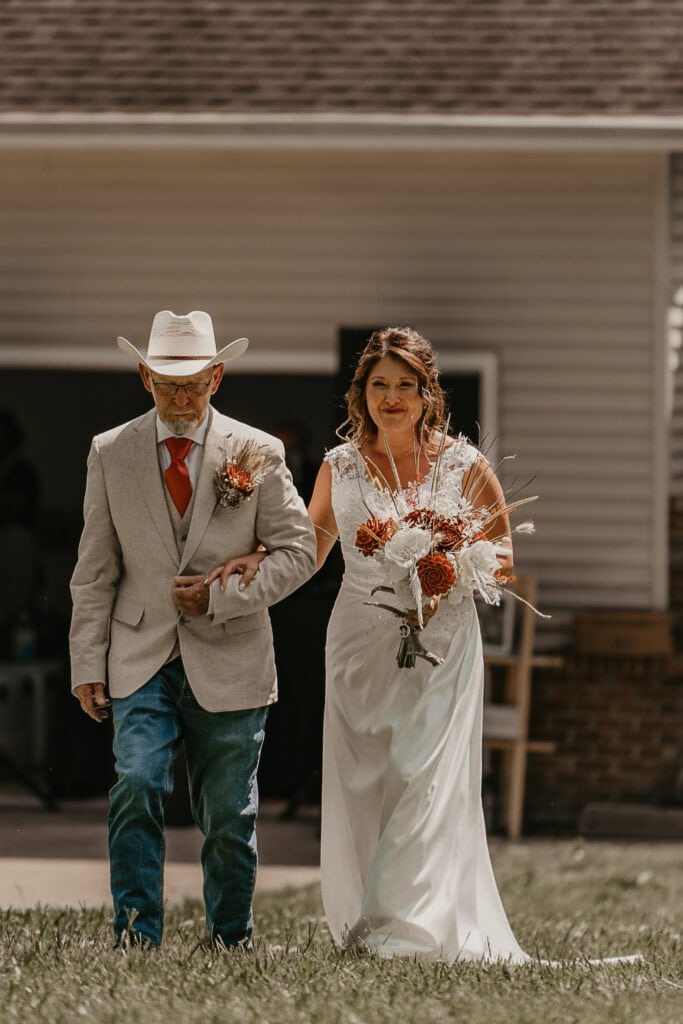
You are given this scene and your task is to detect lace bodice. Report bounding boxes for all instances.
[324,438,480,638]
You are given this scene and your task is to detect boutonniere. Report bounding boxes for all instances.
[214,434,273,509]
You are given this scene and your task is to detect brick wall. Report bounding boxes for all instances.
[524,662,683,831]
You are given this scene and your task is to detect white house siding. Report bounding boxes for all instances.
[0,147,669,633]
[670,153,683,499]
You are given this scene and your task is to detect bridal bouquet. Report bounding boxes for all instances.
[354,433,538,668]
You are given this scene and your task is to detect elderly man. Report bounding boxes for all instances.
[70,310,316,948]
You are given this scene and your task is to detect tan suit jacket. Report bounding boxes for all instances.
[69,406,316,711]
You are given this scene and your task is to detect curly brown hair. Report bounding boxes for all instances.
[338,326,448,450]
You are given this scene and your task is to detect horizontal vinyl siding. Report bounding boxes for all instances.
[670,153,683,499]
[0,148,666,627]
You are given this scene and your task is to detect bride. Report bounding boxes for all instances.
[310,326,527,961]
[210,325,532,962]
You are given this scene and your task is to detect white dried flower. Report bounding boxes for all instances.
[515,521,535,534]
[383,526,432,567]
[458,540,499,590]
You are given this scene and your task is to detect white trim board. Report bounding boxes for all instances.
[3,112,683,152]
[437,351,499,463]
[651,153,671,610]
[0,344,496,380]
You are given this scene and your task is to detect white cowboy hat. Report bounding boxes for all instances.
[117,310,248,377]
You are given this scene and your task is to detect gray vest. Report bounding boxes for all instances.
[163,483,197,555]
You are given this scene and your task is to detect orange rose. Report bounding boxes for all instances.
[433,515,466,552]
[355,517,398,557]
[417,552,456,597]
[403,508,436,529]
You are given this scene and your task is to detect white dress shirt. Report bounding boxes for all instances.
[156,414,209,493]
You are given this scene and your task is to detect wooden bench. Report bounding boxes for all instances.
[483,575,562,839]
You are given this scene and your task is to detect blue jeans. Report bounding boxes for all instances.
[109,657,268,947]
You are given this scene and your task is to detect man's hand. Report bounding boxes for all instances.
[173,575,210,616]
[74,682,111,722]
[204,550,267,592]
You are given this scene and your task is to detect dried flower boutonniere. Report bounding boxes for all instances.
[215,435,273,509]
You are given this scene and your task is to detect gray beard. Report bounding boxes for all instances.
[161,414,199,436]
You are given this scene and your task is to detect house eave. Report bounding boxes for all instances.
[2,112,683,150]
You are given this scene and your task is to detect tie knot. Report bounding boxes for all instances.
[165,437,192,462]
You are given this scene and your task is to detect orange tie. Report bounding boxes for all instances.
[164,438,193,516]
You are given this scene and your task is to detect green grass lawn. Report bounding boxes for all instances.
[0,841,680,1024]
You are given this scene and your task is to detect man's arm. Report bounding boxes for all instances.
[207,446,316,623]
[69,438,122,690]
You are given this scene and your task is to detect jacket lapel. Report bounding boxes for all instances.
[179,408,224,572]
[131,410,180,565]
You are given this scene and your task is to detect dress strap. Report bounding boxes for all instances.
[324,443,364,485]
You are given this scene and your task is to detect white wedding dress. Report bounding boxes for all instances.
[320,438,529,963]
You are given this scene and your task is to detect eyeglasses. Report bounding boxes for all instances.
[151,379,213,397]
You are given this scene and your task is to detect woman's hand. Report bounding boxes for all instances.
[204,549,267,592]
[407,595,441,630]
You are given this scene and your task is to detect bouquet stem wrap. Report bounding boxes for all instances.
[364,599,445,669]
[397,622,445,669]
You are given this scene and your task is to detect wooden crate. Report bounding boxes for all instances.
[574,610,673,657]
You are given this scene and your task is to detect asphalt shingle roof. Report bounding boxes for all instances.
[3,0,683,116]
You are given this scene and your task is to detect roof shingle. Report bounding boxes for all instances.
[3,0,683,116]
